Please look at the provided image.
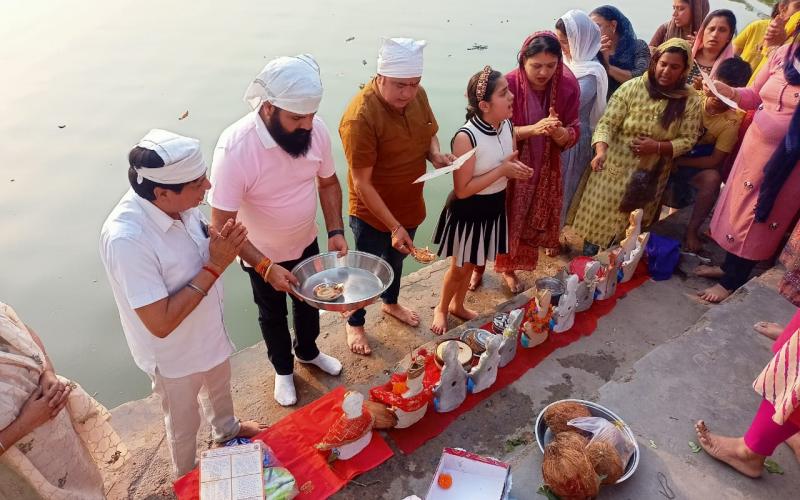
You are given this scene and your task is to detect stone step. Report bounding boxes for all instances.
[507,269,799,500]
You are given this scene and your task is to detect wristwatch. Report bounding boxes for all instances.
[327,229,345,239]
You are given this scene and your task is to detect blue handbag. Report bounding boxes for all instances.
[645,234,681,281]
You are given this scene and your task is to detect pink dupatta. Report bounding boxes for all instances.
[691,13,736,77]
[500,31,579,268]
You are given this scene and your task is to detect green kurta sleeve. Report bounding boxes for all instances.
[669,92,702,158]
[592,78,633,146]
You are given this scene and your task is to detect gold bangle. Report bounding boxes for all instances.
[262,263,274,281]
[186,282,208,297]
[390,225,402,237]
[255,257,272,277]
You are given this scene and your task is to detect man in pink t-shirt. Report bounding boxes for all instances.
[209,55,347,406]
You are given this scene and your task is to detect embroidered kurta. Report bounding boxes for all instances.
[0,302,127,500]
[753,309,800,427]
[572,76,701,247]
[496,31,580,273]
[710,46,800,261]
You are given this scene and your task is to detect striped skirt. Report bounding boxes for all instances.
[433,190,508,267]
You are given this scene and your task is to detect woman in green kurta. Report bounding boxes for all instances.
[572,38,701,252]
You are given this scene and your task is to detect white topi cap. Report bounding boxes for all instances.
[132,129,206,185]
[243,54,323,114]
[376,37,426,78]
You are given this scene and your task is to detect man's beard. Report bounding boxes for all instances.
[266,112,312,158]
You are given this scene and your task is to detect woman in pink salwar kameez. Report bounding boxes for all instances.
[696,310,800,476]
[696,35,800,302]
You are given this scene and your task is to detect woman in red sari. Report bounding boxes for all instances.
[471,32,580,292]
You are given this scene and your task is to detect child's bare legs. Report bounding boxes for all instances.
[686,169,721,253]
[450,262,478,321]
[431,260,477,335]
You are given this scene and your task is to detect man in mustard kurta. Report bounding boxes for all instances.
[339,37,454,355]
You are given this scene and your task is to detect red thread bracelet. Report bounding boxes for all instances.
[202,266,221,280]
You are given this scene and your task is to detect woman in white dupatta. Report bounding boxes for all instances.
[556,9,609,226]
[0,301,127,499]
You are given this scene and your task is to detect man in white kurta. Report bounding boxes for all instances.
[100,130,263,477]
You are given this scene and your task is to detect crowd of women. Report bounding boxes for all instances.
[2,0,800,496]
[431,0,800,481]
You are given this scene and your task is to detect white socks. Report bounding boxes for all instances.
[297,352,342,376]
[273,374,297,406]
[274,353,342,406]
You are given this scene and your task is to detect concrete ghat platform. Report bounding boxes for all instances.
[107,211,800,499]
[508,269,799,500]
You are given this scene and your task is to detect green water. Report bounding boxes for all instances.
[0,0,768,407]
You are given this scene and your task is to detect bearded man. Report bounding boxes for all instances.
[208,55,345,406]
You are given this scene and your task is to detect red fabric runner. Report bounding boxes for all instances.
[386,265,651,454]
[174,386,393,500]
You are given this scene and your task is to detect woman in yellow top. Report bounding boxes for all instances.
[733,2,782,71]
[571,38,702,254]
[746,0,800,84]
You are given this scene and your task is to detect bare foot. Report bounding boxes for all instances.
[685,232,704,253]
[382,303,420,327]
[346,324,372,355]
[502,271,523,293]
[237,420,268,438]
[786,432,800,465]
[699,284,731,303]
[753,321,783,341]
[449,305,478,322]
[695,265,724,279]
[430,305,448,335]
[695,420,764,478]
[468,270,484,291]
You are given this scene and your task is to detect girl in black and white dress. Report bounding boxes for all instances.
[430,66,533,334]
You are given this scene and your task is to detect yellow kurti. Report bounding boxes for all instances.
[747,12,800,86]
[572,76,701,247]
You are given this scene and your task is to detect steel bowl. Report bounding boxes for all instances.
[460,328,494,355]
[534,399,640,484]
[535,277,565,306]
[291,251,394,312]
[492,312,510,334]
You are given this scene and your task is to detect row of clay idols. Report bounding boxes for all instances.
[434,308,524,413]
[435,209,653,414]
[534,208,651,342]
[314,211,652,462]
[315,355,434,461]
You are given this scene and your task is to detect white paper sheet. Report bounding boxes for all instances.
[231,474,264,499]
[699,70,742,111]
[201,455,232,482]
[201,479,232,500]
[200,444,264,500]
[413,148,477,184]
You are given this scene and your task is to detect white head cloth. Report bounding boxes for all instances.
[243,54,323,114]
[376,37,426,78]
[133,129,206,185]
[561,10,609,128]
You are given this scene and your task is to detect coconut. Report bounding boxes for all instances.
[552,431,589,450]
[363,400,398,429]
[543,401,591,435]
[542,440,599,500]
[586,440,624,485]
